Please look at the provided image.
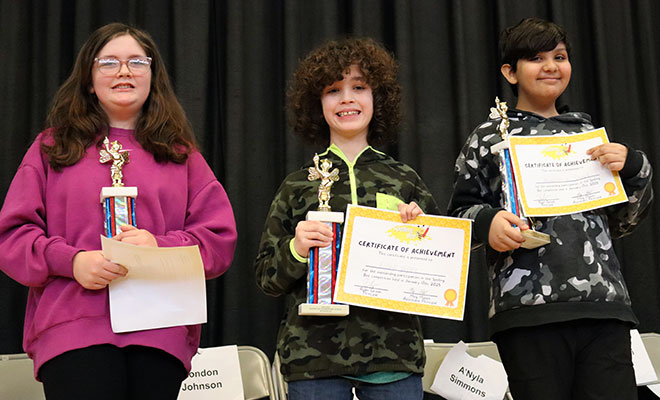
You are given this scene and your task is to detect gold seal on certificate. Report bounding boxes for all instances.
[298,154,349,316]
[99,137,137,238]
[489,97,550,249]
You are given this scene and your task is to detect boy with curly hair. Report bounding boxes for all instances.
[448,18,653,400]
[254,38,439,399]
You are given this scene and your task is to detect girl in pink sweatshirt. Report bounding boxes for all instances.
[0,23,237,400]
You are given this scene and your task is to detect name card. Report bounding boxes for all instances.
[430,341,508,400]
[178,346,244,400]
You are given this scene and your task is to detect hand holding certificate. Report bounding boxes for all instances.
[508,127,628,216]
[101,235,207,333]
[334,205,472,320]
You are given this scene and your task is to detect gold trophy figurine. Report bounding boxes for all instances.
[100,137,130,187]
[308,154,340,211]
[489,98,550,249]
[99,137,138,237]
[298,154,349,316]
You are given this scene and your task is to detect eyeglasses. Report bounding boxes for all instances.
[93,57,152,76]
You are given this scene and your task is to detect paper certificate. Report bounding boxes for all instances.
[508,128,628,216]
[101,235,207,333]
[334,205,471,320]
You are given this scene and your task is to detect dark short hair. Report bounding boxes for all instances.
[287,37,401,146]
[500,18,571,95]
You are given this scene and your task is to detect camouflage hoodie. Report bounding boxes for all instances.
[255,144,440,381]
[448,109,653,336]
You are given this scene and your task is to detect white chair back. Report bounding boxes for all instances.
[423,341,513,400]
[237,345,277,400]
[640,332,660,385]
[0,353,46,400]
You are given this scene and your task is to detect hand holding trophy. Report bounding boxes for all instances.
[298,154,349,316]
[489,98,550,249]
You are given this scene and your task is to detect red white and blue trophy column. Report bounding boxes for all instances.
[99,137,137,237]
[489,97,550,249]
[298,154,349,316]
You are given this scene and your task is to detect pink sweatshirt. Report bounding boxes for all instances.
[0,127,237,377]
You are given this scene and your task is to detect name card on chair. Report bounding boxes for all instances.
[178,346,244,400]
[430,341,508,400]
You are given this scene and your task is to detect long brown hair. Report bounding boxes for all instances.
[42,22,196,169]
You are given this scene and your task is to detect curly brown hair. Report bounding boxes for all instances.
[42,22,196,170]
[287,37,402,146]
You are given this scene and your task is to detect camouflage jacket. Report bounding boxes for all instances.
[448,109,653,335]
[254,144,440,381]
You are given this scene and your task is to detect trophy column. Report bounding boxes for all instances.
[100,187,137,237]
[490,98,550,249]
[99,137,138,237]
[298,154,349,316]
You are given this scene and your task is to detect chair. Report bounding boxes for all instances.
[237,345,277,400]
[271,351,287,400]
[0,353,46,400]
[640,332,660,385]
[422,341,513,400]
[421,342,456,393]
[465,341,503,362]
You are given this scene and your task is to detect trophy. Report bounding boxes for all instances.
[489,98,550,249]
[99,137,137,237]
[298,154,349,316]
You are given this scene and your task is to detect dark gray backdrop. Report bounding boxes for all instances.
[1,0,659,363]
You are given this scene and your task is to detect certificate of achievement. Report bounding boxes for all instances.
[334,205,472,320]
[508,128,628,216]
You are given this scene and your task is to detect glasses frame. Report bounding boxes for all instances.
[93,56,153,76]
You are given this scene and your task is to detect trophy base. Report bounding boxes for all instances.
[521,230,551,249]
[298,303,349,316]
[307,210,345,223]
[100,186,138,201]
[490,140,508,154]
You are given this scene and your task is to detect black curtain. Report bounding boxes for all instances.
[1,0,659,362]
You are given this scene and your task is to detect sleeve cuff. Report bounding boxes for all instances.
[474,207,503,244]
[289,239,308,263]
[44,240,81,279]
[619,146,643,179]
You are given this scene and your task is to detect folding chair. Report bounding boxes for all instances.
[640,332,660,385]
[237,345,277,400]
[421,342,456,394]
[0,353,46,400]
[271,352,287,400]
[465,341,502,362]
[422,341,514,400]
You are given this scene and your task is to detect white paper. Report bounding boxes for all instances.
[101,235,207,333]
[178,346,244,400]
[430,341,508,400]
[631,329,659,385]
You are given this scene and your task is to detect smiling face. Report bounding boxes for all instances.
[321,64,374,144]
[91,34,152,128]
[501,42,571,117]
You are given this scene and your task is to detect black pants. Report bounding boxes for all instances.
[39,344,188,400]
[493,319,637,400]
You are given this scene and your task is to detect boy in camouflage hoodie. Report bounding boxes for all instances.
[448,18,653,400]
[254,38,439,399]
